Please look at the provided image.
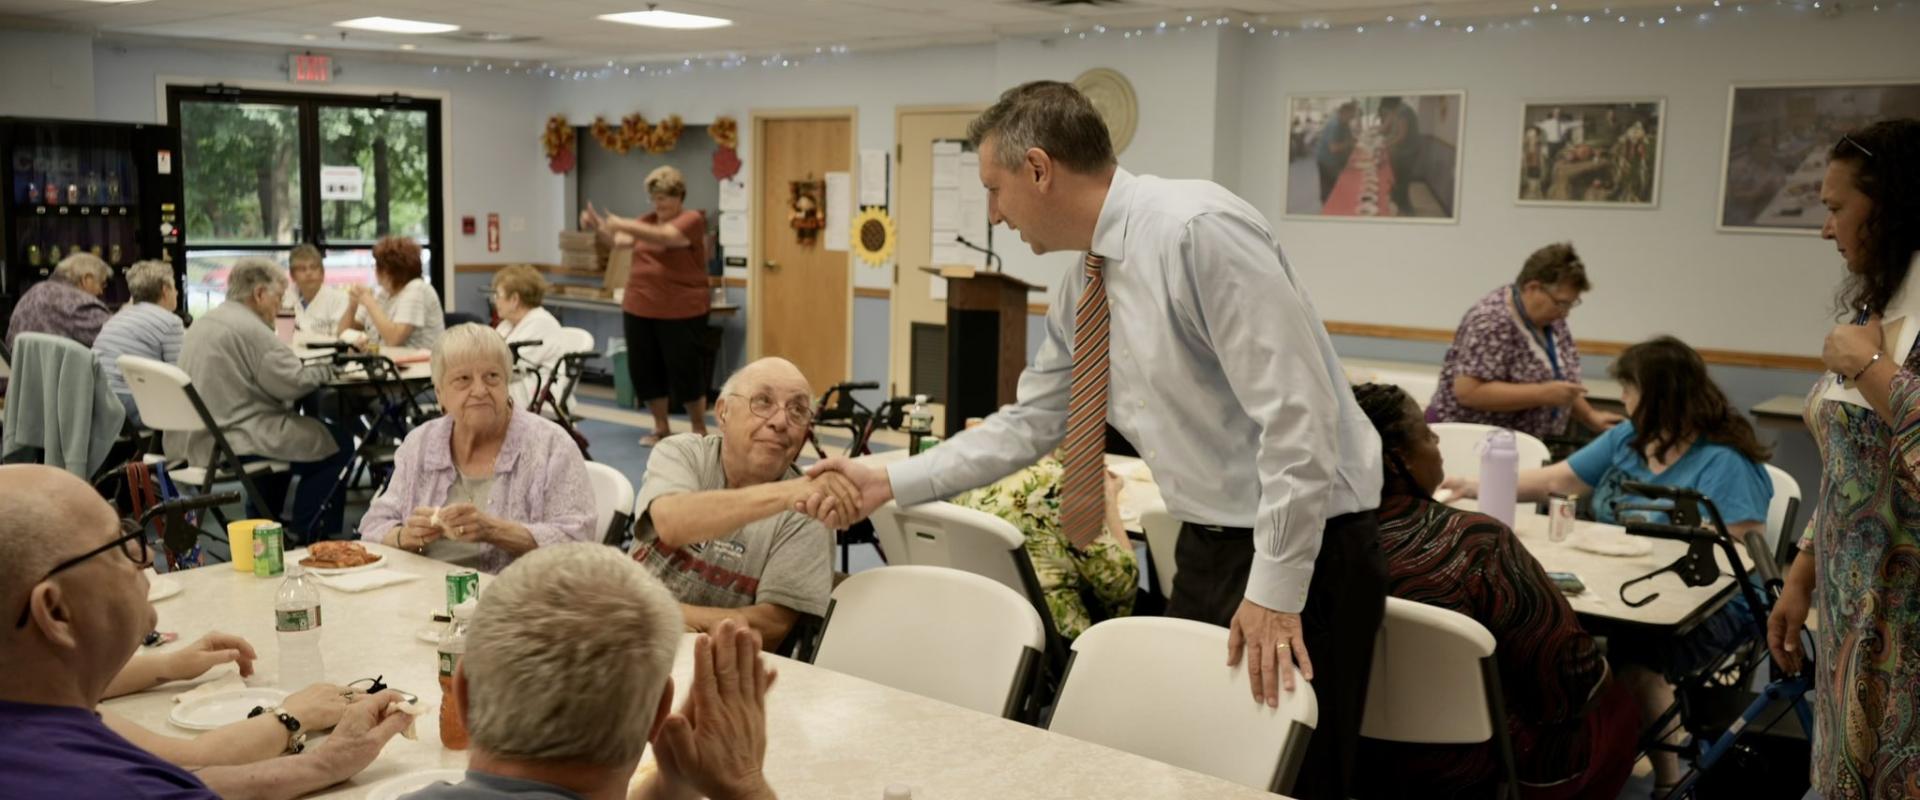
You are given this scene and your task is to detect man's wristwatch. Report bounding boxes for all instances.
[249,705,308,754]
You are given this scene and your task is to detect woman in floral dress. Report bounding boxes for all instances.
[952,457,1137,640]
[1771,119,1920,798]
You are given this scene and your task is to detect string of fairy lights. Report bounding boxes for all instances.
[420,0,1911,82]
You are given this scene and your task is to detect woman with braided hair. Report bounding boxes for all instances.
[1350,383,1638,800]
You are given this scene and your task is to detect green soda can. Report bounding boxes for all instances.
[252,523,285,577]
[446,569,480,613]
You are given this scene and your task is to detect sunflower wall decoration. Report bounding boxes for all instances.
[541,115,576,173]
[850,207,897,266]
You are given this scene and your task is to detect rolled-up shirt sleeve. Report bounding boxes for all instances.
[1181,213,1340,614]
[886,276,1077,505]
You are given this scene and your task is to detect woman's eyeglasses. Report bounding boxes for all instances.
[14,520,149,628]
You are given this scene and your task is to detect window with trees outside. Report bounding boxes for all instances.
[166,86,443,318]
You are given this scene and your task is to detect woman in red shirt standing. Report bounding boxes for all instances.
[582,166,711,445]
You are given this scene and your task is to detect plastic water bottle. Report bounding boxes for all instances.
[438,601,476,750]
[906,395,934,455]
[274,562,325,688]
[1479,429,1519,528]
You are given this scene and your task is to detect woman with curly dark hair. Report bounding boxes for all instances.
[1351,383,1637,800]
[1771,118,1920,798]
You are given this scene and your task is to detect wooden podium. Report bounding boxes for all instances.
[921,266,1045,437]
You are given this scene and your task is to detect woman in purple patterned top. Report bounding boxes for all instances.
[1426,242,1623,440]
[358,324,596,573]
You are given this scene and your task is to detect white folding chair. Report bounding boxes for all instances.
[1141,509,1181,599]
[869,500,1065,708]
[1050,617,1318,794]
[1362,597,1519,800]
[584,461,635,548]
[541,327,598,414]
[813,565,1045,719]
[1432,422,1551,480]
[1762,463,1803,568]
[118,355,287,526]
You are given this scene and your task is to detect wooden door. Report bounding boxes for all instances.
[753,113,853,389]
[891,107,984,406]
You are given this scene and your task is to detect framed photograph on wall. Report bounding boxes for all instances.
[1283,91,1466,223]
[1516,99,1664,208]
[1718,80,1920,233]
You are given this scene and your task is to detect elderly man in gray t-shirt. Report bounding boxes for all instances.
[630,357,858,650]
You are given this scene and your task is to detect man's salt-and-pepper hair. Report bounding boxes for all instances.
[461,543,683,766]
[51,252,112,287]
[966,80,1117,174]
[430,323,513,387]
[225,257,288,302]
[125,260,175,304]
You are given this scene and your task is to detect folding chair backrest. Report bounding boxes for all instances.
[1763,463,1802,567]
[0,346,10,381]
[870,500,1031,597]
[814,565,1045,718]
[1050,617,1318,793]
[1363,597,1500,744]
[1141,509,1181,598]
[583,461,635,547]
[1432,422,1551,480]
[118,355,209,433]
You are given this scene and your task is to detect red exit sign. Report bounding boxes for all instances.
[291,53,332,83]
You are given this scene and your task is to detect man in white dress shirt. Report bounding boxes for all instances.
[806,81,1385,799]
[280,244,350,336]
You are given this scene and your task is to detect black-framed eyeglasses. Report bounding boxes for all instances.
[15,520,150,628]
[1840,134,1875,160]
[727,392,814,426]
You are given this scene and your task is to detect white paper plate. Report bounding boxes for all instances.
[289,549,390,576]
[147,572,182,602]
[169,687,288,731]
[364,769,469,800]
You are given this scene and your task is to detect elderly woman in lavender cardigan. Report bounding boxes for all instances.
[357,324,596,573]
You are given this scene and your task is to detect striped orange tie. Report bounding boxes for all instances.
[1060,252,1109,550]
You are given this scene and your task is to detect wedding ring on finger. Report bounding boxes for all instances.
[1276,642,1291,651]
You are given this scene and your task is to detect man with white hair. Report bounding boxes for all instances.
[0,464,415,798]
[171,257,350,539]
[406,544,778,800]
[630,357,853,650]
[93,260,185,427]
[6,253,114,351]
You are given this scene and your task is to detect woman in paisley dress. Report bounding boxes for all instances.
[1771,118,1920,799]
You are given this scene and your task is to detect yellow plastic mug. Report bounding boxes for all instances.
[227,519,271,572]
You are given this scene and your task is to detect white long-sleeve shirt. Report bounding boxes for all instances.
[497,306,566,410]
[887,168,1382,613]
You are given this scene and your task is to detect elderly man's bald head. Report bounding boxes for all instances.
[718,357,810,400]
[0,466,120,600]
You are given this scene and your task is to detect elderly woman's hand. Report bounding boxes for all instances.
[388,507,443,552]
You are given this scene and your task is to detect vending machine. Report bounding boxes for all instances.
[1,117,186,314]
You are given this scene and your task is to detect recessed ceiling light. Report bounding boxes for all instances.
[400,43,417,50]
[598,8,733,29]
[74,0,156,4]
[334,16,460,35]
[302,34,318,41]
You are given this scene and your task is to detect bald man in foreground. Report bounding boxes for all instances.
[0,464,413,799]
[630,358,857,650]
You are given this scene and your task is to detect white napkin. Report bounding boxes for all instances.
[314,569,422,593]
[172,674,248,704]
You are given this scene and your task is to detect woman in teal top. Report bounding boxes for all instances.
[1446,335,1774,794]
